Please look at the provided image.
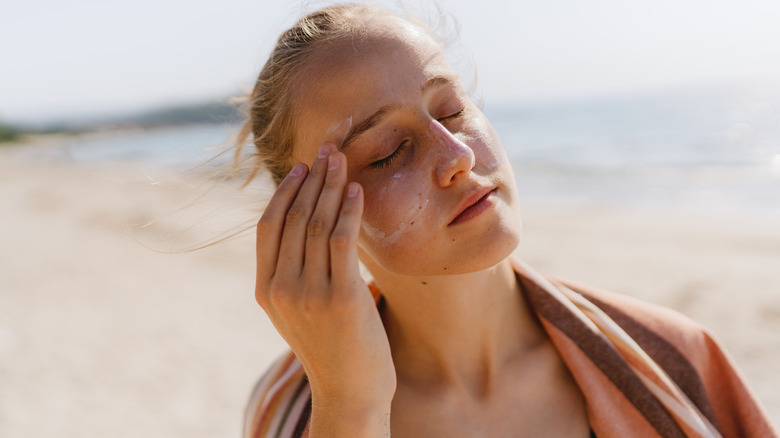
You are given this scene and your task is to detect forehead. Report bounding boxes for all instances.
[291,16,454,161]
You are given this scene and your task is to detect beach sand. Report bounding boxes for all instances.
[1,141,778,436]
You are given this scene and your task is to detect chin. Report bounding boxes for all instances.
[445,215,523,274]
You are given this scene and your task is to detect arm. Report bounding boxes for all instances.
[253,144,395,437]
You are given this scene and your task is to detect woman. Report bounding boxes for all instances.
[237,4,775,437]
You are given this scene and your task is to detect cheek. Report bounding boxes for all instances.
[462,117,508,171]
[358,170,435,249]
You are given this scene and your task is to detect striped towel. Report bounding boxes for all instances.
[243,259,777,437]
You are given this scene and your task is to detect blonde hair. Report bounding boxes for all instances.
[231,4,378,187]
[230,2,467,187]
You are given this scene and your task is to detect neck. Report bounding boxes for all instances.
[369,258,545,398]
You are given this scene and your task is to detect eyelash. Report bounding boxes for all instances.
[371,140,409,169]
[369,107,465,170]
[441,108,465,121]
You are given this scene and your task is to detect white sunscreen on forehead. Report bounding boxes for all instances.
[323,115,353,146]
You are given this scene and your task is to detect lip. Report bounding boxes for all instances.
[448,186,498,226]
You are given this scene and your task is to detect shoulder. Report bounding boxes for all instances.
[512,257,715,365]
[551,275,739,386]
[552,277,719,365]
[556,278,708,345]
[243,351,311,438]
[553,277,777,437]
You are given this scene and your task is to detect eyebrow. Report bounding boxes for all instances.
[340,103,401,150]
[339,74,457,150]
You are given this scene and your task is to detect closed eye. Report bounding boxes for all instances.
[369,108,463,170]
[370,140,409,169]
[437,108,465,122]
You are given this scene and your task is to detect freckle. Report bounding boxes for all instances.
[451,238,455,242]
[443,267,447,271]
[422,281,427,285]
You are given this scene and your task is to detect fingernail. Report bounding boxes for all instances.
[318,144,332,159]
[346,183,359,198]
[328,154,340,171]
[289,164,304,177]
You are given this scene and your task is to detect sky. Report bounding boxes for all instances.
[2,0,780,124]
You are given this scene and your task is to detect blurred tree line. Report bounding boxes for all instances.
[0,122,21,143]
[0,98,241,143]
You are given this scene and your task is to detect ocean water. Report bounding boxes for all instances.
[485,91,780,217]
[39,124,238,168]
[38,90,780,217]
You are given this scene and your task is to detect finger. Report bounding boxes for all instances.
[255,163,308,285]
[303,151,348,281]
[329,182,364,291]
[276,144,333,277]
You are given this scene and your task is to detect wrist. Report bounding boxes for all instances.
[308,378,396,412]
[309,394,392,437]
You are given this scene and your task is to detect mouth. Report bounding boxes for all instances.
[448,187,498,226]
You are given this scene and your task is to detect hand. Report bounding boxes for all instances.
[254,144,396,433]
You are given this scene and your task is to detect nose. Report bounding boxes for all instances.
[429,119,475,187]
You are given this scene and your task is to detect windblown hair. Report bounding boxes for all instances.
[231,4,380,187]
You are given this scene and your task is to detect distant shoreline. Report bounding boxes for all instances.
[0,97,241,144]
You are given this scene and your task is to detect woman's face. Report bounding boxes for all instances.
[291,15,522,276]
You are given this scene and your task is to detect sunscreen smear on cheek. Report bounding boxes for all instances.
[362,198,430,247]
[361,172,432,248]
